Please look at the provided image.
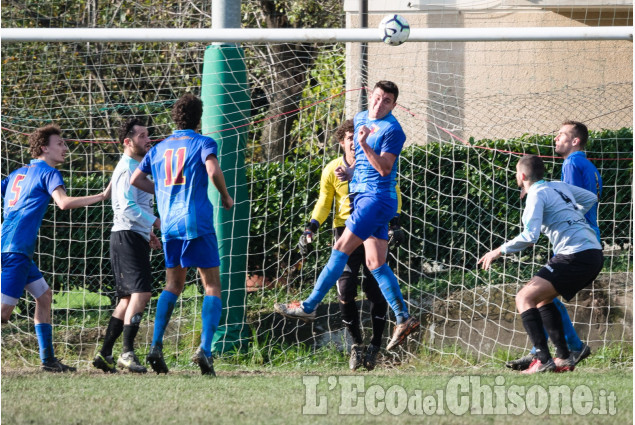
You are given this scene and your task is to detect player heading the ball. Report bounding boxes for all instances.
[275,81,420,351]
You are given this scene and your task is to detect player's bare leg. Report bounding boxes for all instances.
[1,303,16,323]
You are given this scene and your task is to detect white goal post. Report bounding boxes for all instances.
[1,26,632,43]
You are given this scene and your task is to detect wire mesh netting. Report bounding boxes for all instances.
[1,1,632,369]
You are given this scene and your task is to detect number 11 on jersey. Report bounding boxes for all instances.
[164,147,187,186]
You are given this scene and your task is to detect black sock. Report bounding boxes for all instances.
[521,308,551,363]
[122,324,140,354]
[340,301,363,345]
[101,316,124,357]
[539,303,570,359]
[369,301,387,348]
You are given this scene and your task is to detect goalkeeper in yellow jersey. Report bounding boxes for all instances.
[296,119,403,371]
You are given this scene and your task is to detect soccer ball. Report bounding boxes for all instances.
[379,14,410,46]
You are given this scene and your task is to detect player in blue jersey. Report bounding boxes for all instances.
[1,124,111,372]
[479,155,603,374]
[506,121,602,371]
[130,93,233,376]
[275,81,420,351]
[557,121,602,240]
[93,118,161,374]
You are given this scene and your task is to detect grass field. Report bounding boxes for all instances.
[4,291,633,424]
[2,362,632,425]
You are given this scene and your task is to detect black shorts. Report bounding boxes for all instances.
[535,249,604,301]
[110,231,153,297]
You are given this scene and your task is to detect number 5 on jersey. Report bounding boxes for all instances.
[164,147,187,186]
[8,174,26,207]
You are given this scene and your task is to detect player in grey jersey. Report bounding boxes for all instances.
[93,118,161,374]
[478,155,603,374]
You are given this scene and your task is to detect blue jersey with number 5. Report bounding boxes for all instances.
[1,159,65,258]
[138,129,218,241]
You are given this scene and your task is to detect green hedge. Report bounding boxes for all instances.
[29,127,633,300]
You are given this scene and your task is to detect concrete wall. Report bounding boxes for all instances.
[345,9,633,144]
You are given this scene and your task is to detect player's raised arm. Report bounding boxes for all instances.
[51,180,111,210]
[130,168,155,194]
[357,125,397,177]
[205,154,233,210]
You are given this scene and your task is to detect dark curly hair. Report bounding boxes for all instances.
[171,93,203,130]
[334,119,354,143]
[29,124,61,158]
[118,117,145,144]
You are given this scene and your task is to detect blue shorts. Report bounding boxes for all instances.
[163,233,220,269]
[1,252,44,299]
[345,193,397,241]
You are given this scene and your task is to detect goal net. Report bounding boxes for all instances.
[1,0,632,369]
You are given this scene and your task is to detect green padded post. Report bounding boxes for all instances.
[201,44,251,354]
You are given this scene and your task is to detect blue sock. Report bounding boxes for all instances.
[371,264,409,324]
[302,249,349,313]
[200,295,222,357]
[553,297,583,351]
[151,290,178,348]
[34,323,54,363]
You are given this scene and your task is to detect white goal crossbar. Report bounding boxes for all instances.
[1,26,632,43]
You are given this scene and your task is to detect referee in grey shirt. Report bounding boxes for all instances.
[478,155,603,375]
[93,118,161,374]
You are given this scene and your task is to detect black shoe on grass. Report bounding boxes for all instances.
[192,347,216,376]
[146,346,169,374]
[93,353,117,373]
[42,358,76,373]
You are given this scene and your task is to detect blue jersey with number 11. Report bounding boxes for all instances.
[138,129,218,241]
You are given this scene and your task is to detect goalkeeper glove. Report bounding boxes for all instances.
[388,215,406,248]
[298,220,319,256]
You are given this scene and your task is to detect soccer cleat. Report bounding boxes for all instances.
[521,358,557,374]
[386,316,420,350]
[505,354,535,371]
[554,354,576,372]
[42,358,76,373]
[363,344,381,371]
[349,344,363,371]
[192,347,216,376]
[93,353,117,373]
[571,343,591,365]
[273,301,316,323]
[146,345,169,374]
[117,351,147,374]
